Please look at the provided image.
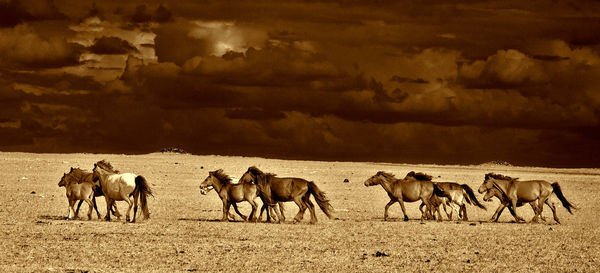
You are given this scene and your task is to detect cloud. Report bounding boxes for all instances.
[0,24,82,69]
[0,0,66,27]
[88,36,139,55]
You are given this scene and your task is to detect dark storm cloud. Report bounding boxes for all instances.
[0,0,66,27]
[88,36,138,55]
[1,0,599,167]
[0,24,82,69]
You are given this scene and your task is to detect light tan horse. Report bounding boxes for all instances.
[433,182,486,221]
[419,194,450,221]
[92,160,153,222]
[478,173,575,223]
[364,171,438,221]
[58,169,95,220]
[200,169,260,222]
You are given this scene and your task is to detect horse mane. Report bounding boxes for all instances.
[96,160,119,173]
[405,171,433,181]
[485,173,518,181]
[376,171,396,179]
[211,169,232,184]
[247,166,265,175]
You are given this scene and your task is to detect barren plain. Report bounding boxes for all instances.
[0,152,598,272]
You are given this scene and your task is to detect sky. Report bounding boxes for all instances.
[0,0,599,167]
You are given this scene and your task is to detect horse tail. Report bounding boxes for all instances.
[461,184,486,210]
[135,175,154,219]
[307,181,334,219]
[551,183,575,214]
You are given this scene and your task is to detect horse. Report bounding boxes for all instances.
[58,169,95,220]
[364,171,438,221]
[433,182,486,221]
[92,160,153,222]
[239,166,334,224]
[419,194,450,221]
[60,167,120,220]
[482,186,544,222]
[199,169,260,222]
[478,173,575,223]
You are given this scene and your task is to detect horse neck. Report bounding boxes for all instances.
[96,168,114,185]
[491,179,510,197]
[378,177,396,194]
[211,178,226,193]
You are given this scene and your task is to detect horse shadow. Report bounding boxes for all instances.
[38,215,68,221]
[177,217,246,223]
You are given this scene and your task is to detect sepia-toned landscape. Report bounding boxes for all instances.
[1,152,598,272]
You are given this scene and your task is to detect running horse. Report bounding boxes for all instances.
[364,171,438,221]
[239,166,334,224]
[482,186,544,222]
[478,173,575,223]
[199,169,260,222]
[92,160,153,222]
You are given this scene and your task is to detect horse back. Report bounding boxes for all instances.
[269,177,307,201]
[398,180,433,202]
[103,173,137,199]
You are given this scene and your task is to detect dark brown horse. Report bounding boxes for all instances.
[239,166,334,224]
[200,169,259,222]
[364,171,437,221]
[478,173,575,223]
[482,186,544,222]
[433,182,486,221]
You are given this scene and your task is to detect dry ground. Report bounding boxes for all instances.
[0,152,599,272]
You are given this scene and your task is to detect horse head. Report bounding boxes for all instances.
[364,171,391,186]
[58,173,68,187]
[482,187,499,202]
[478,173,495,193]
[199,172,215,195]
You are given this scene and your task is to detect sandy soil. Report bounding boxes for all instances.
[0,152,598,272]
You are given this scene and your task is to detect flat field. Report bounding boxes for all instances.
[0,152,598,272]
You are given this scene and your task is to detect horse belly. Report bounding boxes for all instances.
[516,182,541,202]
[229,185,246,202]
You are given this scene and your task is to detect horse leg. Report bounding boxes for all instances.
[246,200,258,222]
[461,204,468,221]
[384,199,397,221]
[104,197,112,221]
[221,200,230,222]
[84,197,94,220]
[419,202,426,219]
[131,191,139,223]
[422,198,437,222]
[259,204,269,222]
[75,200,83,219]
[533,196,548,223]
[292,196,307,223]
[68,199,76,220]
[92,197,101,219]
[112,203,122,220]
[490,203,506,222]
[511,199,525,222]
[120,192,133,222]
[278,202,286,222]
[303,195,317,224]
[398,199,412,222]
[232,203,248,221]
[546,200,560,224]
[442,201,452,220]
[270,204,283,224]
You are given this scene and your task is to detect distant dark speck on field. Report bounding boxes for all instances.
[343,178,349,183]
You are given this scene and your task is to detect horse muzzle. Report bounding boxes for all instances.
[199,186,213,195]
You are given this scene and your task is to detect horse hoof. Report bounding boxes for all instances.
[403,216,409,222]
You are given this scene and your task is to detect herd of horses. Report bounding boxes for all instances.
[58,160,576,224]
